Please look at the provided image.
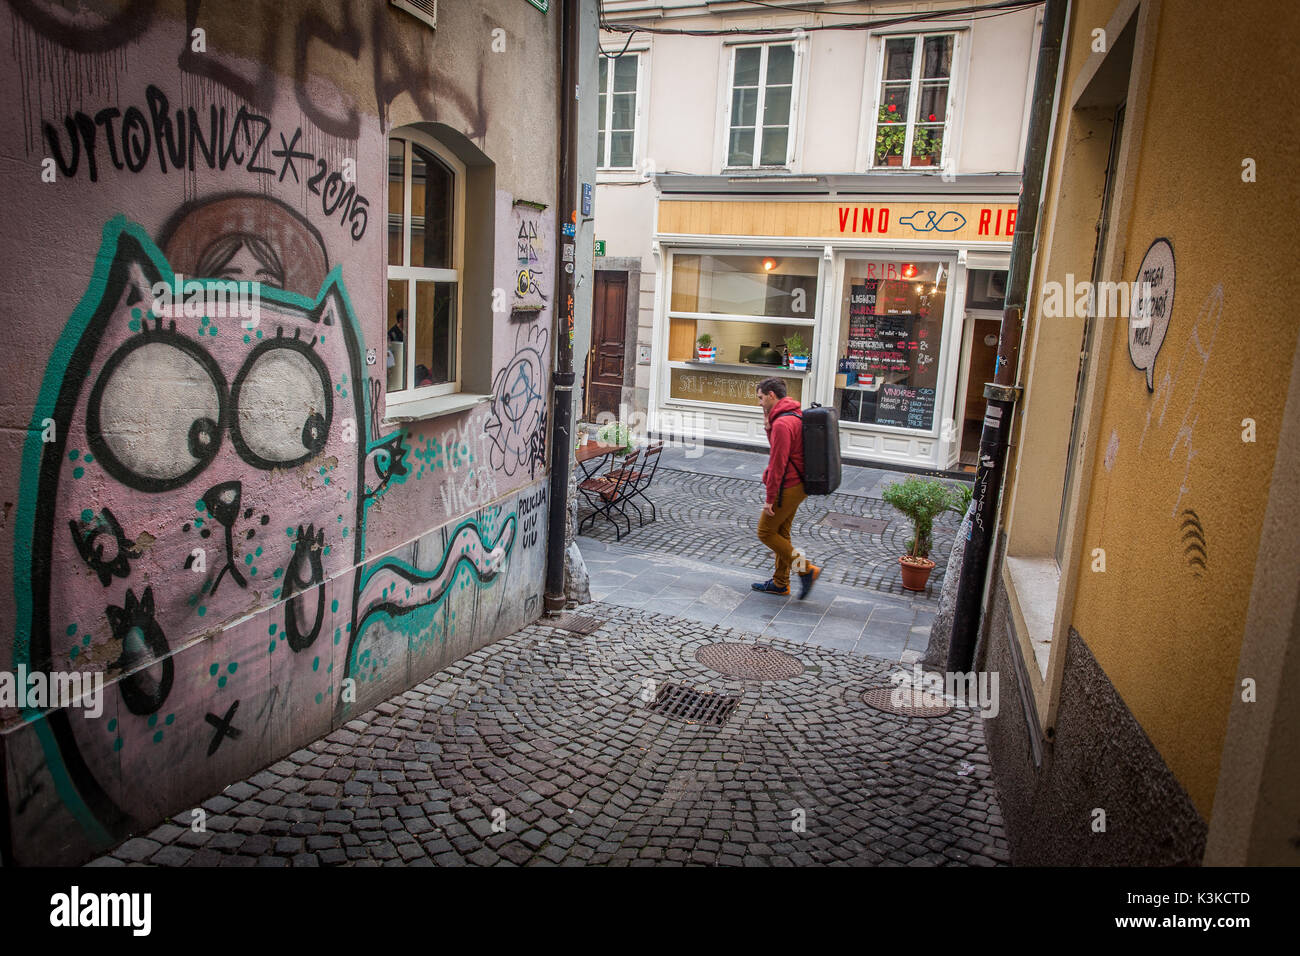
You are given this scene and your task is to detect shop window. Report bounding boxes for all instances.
[665,252,818,407]
[832,259,948,430]
[387,130,463,400]
[725,43,799,168]
[872,34,955,169]
[598,53,640,169]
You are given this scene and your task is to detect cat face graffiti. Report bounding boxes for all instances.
[17,212,368,833]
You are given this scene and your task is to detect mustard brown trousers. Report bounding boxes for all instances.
[757,483,807,590]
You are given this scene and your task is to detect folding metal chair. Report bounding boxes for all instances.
[608,441,663,527]
[577,449,641,540]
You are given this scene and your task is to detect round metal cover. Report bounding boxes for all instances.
[860,685,953,718]
[696,642,804,681]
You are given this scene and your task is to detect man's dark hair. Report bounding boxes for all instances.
[757,377,788,399]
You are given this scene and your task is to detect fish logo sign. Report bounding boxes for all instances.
[898,209,967,233]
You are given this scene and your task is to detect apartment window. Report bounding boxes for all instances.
[598,53,639,169]
[726,43,798,168]
[873,34,954,168]
[386,130,464,399]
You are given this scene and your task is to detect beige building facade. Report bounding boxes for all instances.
[592,0,1043,471]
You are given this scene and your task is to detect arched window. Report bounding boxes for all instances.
[386,129,465,400]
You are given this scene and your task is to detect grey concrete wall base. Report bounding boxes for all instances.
[923,503,972,669]
[982,580,1208,865]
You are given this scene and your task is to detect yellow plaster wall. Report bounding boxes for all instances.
[1065,0,1300,814]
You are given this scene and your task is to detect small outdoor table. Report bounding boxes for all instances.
[575,441,627,479]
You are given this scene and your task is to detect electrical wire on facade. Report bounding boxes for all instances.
[599,0,1043,48]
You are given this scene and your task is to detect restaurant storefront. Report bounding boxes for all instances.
[649,196,1018,471]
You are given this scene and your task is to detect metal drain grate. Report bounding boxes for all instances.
[820,512,890,535]
[696,642,804,681]
[860,685,953,718]
[547,613,604,635]
[646,683,739,726]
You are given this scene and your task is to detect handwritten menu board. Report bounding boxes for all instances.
[874,384,937,430]
[843,279,941,429]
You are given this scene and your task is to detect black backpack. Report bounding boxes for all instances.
[774,404,842,499]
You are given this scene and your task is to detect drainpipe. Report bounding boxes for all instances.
[947,0,1067,673]
[544,0,580,612]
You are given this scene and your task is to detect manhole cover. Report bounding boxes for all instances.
[820,512,890,535]
[646,683,739,726]
[696,642,804,681]
[547,613,604,635]
[860,685,953,718]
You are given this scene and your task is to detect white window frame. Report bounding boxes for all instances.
[386,129,465,407]
[722,41,803,170]
[597,51,642,171]
[866,31,961,171]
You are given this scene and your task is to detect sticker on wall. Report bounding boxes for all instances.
[1128,238,1175,392]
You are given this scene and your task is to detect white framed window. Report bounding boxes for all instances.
[870,33,956,169]
[386,129,465,402]
[598,52,640,169]
[725,42,800,168]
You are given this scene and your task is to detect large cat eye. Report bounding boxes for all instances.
[86,328,227,492]
[229,331,333,471]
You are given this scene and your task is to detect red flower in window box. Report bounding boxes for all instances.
[888,104,897,113]
[928,113,937,121]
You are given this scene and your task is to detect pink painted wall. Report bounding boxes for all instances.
[0,0,560,864]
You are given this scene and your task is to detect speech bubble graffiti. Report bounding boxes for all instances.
[1128,238,1175,391]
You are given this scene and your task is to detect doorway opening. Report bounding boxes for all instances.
[585,270,628,422]
[956,269,1007,472]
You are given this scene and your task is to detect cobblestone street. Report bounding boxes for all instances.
[579,444,965,659]
[91,604,1008,867]
[578,444,965,600]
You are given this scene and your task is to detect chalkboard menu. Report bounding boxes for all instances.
[843,280,942,429]
[874,384,937,430]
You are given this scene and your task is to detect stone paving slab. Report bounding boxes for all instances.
[90,603,1009,868]
[583,542,934,663]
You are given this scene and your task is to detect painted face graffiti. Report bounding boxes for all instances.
[15,200,368,836]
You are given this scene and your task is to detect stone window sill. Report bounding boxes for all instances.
[1002,555,1060,682]
[383,391,492,424]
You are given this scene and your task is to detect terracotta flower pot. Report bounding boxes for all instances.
[911,156,934,167]
[885,155,903,167]
[899,555,937,591]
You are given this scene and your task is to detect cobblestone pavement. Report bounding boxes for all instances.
[578,461,964,600]
[90,604,1008,867]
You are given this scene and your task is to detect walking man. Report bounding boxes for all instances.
[752,377,821,599]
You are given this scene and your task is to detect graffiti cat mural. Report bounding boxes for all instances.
[12,196,524,849]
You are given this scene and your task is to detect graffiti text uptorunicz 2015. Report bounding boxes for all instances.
[44,85,370,240]
[0,667,105,719]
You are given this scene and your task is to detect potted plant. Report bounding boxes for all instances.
[597,420,634,453]
[874,100,906,166]
[911,119,942,166]
[882,477,960,591]
[696,333,716,363]
[784,332,810,371]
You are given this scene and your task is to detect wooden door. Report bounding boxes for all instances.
[585,271,627,420]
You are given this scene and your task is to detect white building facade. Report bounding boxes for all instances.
[591,0,1043,471]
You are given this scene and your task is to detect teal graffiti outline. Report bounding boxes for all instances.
[12,216,373,846]
[349,515,517,679]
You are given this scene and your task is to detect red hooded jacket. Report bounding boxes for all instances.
[763,396,805,506]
